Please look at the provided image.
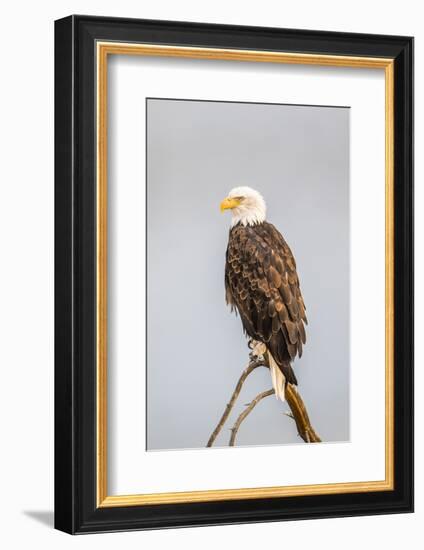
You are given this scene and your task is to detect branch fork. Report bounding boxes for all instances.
[207,345,321,447]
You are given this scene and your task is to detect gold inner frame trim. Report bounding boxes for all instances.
[96,42,395,508]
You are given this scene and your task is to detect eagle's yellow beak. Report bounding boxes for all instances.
[220,197,241,212]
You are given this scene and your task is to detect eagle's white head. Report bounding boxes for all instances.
[220,186,266,228]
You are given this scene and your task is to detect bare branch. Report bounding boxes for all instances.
[207,348,321,447]
[229,389,274,446]
[206,359,267,447]
[286,383,321,443]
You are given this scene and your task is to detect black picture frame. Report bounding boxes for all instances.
[55,14,413,534]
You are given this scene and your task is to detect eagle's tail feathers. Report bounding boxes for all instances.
[283,363,298,386]
[268,353,286,402]
[268,352,298,402]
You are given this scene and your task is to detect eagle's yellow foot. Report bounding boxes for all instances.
[249,340,267,359]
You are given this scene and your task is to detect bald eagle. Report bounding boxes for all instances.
[221,187,307,402]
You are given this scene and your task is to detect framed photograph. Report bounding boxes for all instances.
[54,15,413,534]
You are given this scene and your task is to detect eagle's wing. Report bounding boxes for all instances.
[225,222,307,367]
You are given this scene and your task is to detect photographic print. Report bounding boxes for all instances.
[146,98,350,451]
[55,17,413,533]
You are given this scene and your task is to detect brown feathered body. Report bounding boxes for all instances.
[225,221,307,387]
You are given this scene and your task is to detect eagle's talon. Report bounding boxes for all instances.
[250,340,267,359]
